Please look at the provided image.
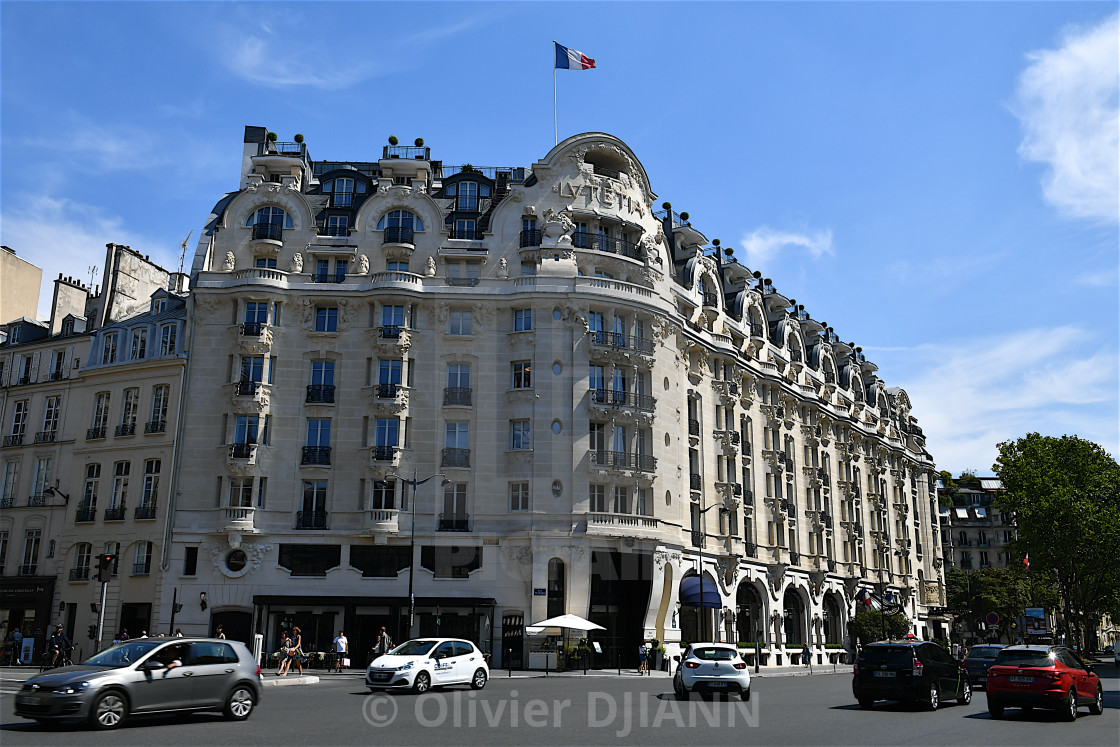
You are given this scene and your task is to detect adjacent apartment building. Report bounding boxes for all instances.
[160,127,944,667]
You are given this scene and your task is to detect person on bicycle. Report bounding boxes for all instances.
[49,624,72,668]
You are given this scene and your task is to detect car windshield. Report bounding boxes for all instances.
[691,647,739,661]
[390,640,438,657]
[860,646,912,667]
[966,647,1002,660]
[993,650,1054,667]
[81,640,162,668]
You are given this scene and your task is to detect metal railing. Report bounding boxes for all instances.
[104,506,126,521]
[438,513,470,532]
[593,165,621,179]
[75,506,96,522]
[131,563,150,576]
[701,291,719,307]
[236,380,260,396]
[69,567,90,582]
[690,473,702,491]
[301,446,331,465]
[372,446,397,461]
[115,423,136,437]
[252,222,283,241]
[296,510,328,530]
[446,277,480,287]
[18,565,37,576]
[384,226,415,244]
[382,145,431,160]
[312,271,347,283]
[590,451,657,472]
[519,229,542,248]
[447,227,482,240]
[34,431,56,444]
[688,419,700,436]
[379,325,403,339]
[444,387,472,406]
[241,322,265,336]
[134,505,157,520]
[750,323,764,338]
[790,550,801,566]
[571,233,642,260]
[745,542,758,558]
[229,443,256,459]
[86,427,106,440]
[441,448,471,468]
[145,419,166,434]
[49,370,65,381]
[28,494,46,507]
[0,497,12,509]
[306,384,336,403]
[376,383,399,398]
[589,389,656,411]
[3,434,24,447]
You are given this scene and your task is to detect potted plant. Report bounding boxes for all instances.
[267,131,278,142]
[294,133,304,143]
[388,135,399,146]
[414,137,424,147]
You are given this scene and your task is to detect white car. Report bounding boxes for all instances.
[672,643,751,700]
[365,638,488,693]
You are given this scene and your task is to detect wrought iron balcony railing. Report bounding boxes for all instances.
[3,434,24,447]
[236,380,260,396]
[438,513,470,532]
[229,443,256,459]
[589,389,656,411]
[306,384,336,404]
[69,567,90,582]
[379,325,403,340]
[688,419,700,436]
[690,473,702,491]
[115,423,136,437]
[75,505,97,522]
[443,387,472,406]
[590,451,656,472]
[241,322,264,336]
[441,448,471,468]
[132,563,151,576]
[28,494,46,507]
[86,427,106,440]
[301,446,331,465]
[18,565,38,576]
[252,222,284,241]
[519,229,542,248]
[383,226,414,244]
[104,506,126,521]
[376,383,399,398]
[34,431,56,444]
[145,419,167,434]
[372,446,397,461]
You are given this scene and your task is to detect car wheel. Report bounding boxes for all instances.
[413,671,431,694]
[925,683,940,711]
[1062,687,1077,721]
[988,704,1003,719]
[958,681,972,706]
[741,687,751,702]
[470,668,487,690]
[89,690,128,730]
[858,697,875,709]
[675,681,689,701]
[224,685,255,720]
[1088,684,1103,716]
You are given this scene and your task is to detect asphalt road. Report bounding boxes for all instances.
[2,665,1118,746]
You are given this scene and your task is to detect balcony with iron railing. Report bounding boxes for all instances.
[372,446,398,461]
[745,542,758,558]
[145,419,166,434]
[75,504,96,522]
[69,567,90,582]
[652,209,691,228]
[589,389,656,412]
[229,443,256,460]
[252,222,284,242]
[306,384,336,404]
[376,383,399,399]
[301,446,331,466]
[690,473,702,491]
[382,144,431,160]
[34,430,56,444]
[49,370,65,381]
[446,277,480,287]
[690,531,705,548]
[236,380,261,396]
[28,494,46,507]
[383,226,415,245]
[444,387,472,406]
[701,291,719,308]
[789,550,801,566]
[241,322,265,336]
[590,451,657,472]
[312,271,348,284]
[86,427,106,440]
[441,448,471,468]
[744,489,754,505]
[688,419,700,436]
[3,434,24,448]
[130,563,150,576]
[134,504,157,520]
[379,325,403,340]
[18,565,38,576]
[447,227,483,241]
[296,510,329,530]
[0,497,13,509]
[438,513,470,532]
[519,229,542,248]
[571,233,642,260]
[317,224,351,238]
[104,506,126,521]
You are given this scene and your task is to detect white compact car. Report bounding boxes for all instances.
[365,638,489,693]
[672,643,751,700]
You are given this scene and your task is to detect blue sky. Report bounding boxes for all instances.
[2,2,1117,473]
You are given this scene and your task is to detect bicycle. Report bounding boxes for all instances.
[39,645,74,673]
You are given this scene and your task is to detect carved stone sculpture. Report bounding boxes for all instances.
[426,256,436,276]
[358,254,369,274]
[291,252,304,273]
[223,251,236,271]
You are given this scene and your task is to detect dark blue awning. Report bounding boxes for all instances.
[679,576,721,608]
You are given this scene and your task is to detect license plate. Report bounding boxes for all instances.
[873,671,896,678]
[1009,676,1033,683]
[707,682,727,687]
[17,696,40,706]
[373,673,391,681]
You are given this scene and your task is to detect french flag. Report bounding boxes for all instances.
[555,42,595,70]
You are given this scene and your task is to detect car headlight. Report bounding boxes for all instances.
[54,681,90,695]
[398,661,415,672]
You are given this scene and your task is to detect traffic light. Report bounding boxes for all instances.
[87,625,97,641]
[95,554,114,583]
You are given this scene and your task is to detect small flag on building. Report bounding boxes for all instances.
[555,42,596,70]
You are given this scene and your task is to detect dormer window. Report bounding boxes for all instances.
[102,334,118,364]
[61,319,73,336]
[246,206,294,229]
[377,210,424,232]
[152,298,167,314]
[446,180,491,212]
[322,176,364,208]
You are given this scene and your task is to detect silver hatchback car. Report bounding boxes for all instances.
[14,637,261,729]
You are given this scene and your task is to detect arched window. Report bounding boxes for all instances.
[245,206,293,229]
[823,596,842,644]
[73,542,92,576]
[376,210,424,232]
[736,583,763,644]
[783,590,805,646]
[547,558,566,618]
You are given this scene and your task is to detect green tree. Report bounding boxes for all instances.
[849,609,912,646]
[994,433,1120,649]
[945,565,1059,641]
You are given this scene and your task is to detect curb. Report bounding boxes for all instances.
[262,675,320,687]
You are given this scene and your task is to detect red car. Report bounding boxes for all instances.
[986,645,1103,720]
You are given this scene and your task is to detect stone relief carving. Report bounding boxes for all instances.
[497,257,508,278]
[426,256,436,276]
[766,563,789,600]
[290,252,304,273]
[541,209,575,246]
[204,539,273,578]
[653,550,681,570]
[358,254,369,274]
[223,251,236,271]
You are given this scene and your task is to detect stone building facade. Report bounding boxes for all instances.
[161,127,943,666]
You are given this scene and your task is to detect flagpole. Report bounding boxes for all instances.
[553,63,558,145]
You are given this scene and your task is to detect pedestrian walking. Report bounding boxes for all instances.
[333,630,349,672]
[372,627,394,662]
[215,624,226,639]
[637,640,648,675]
[277,629,294,676]
[174,628,184,637]
[12,628,24,665]
[802,643,811,669]
[290,626,304,675]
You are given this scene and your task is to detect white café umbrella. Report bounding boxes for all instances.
[526,614,606,669]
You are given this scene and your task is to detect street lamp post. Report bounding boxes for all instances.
[696,503,730,642]
[390,471,446,640]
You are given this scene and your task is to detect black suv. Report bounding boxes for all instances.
[853,640,972,710]
[962,644,1005,689]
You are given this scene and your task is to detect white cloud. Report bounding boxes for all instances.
[17,115,165,172]
[0,194,180,320]
[1013,12,1120,223]
[868,326,1119,472]
[738,225,834,273]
